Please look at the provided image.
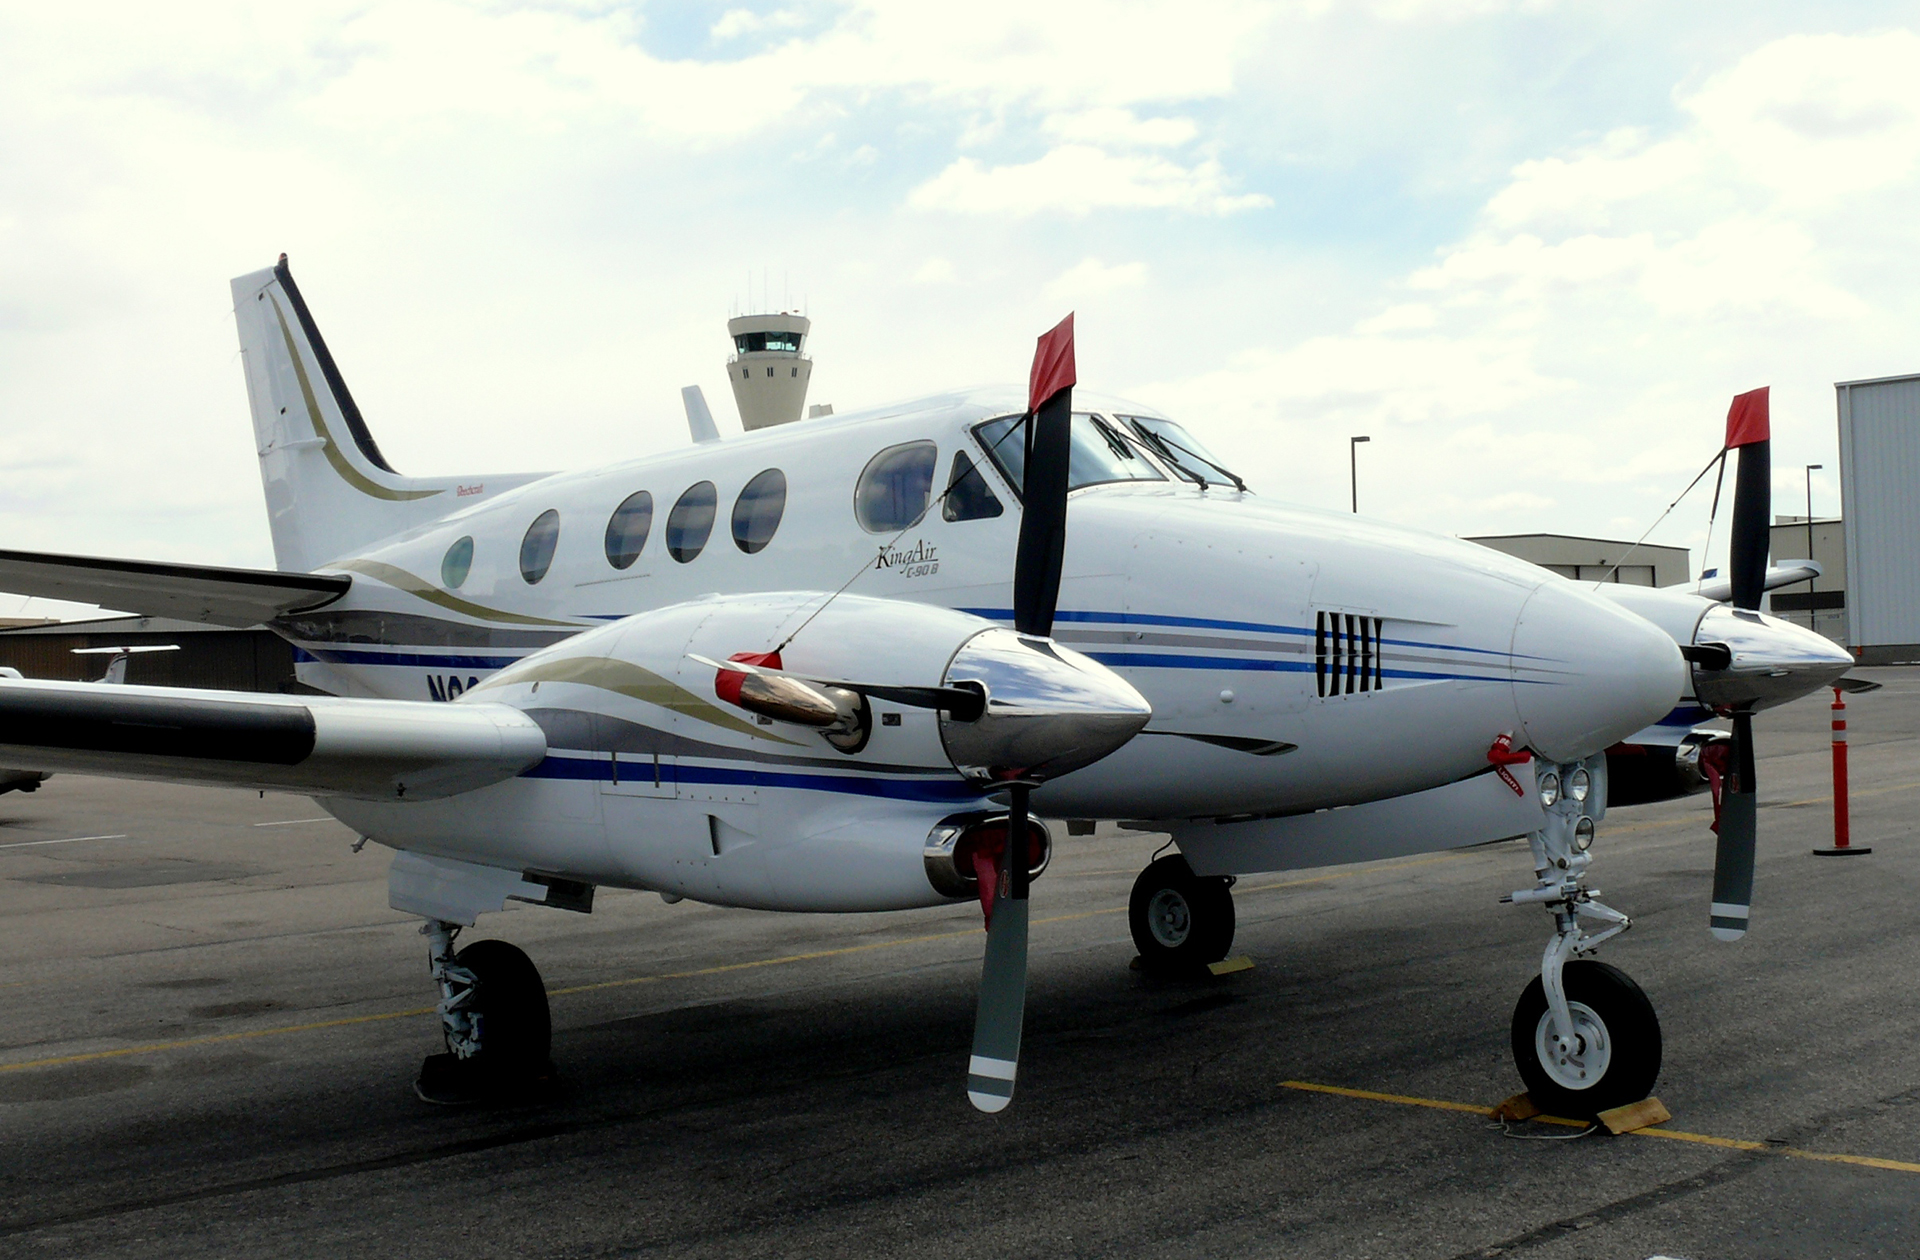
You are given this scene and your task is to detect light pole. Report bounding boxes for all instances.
[1350,436,1370,513]
[1805,464,1822,592]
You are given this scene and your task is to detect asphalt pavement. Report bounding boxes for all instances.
[2,672,1917,1259]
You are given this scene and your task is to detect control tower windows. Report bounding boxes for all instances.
[441,536,474,589]
[855,441,937,532]
[734,330,803,354]
[972,413,1166,500]
[519,510,561,584]
[604,491,653,570]
[732,469,787,554]
[942,451,1004,522]
[667,481,718,562]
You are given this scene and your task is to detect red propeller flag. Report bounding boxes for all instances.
[1029,313,1076,414]
[1725,386,1770,450]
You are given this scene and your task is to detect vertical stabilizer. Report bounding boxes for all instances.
[682,385,721,444]
[231,257,550,573]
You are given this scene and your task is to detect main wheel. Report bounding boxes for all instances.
[1129,854,1235,971]
[1511,960,1661,1119]
[455,938,552,1080]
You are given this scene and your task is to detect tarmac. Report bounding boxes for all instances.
[1,671,1917,1259]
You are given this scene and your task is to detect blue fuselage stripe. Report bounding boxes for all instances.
[523,755,979,802]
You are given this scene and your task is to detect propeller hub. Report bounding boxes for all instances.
[1690,605,1854,710]
[938,628,1152,784]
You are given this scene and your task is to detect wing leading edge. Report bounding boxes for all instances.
[0,678,544,799]
[0,549,349,627]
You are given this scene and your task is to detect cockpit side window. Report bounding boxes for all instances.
[971,412,1167,501]
[855,441,938,532]
[942,450,1004,522]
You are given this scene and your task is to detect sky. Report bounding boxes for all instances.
[4,0,1920,618]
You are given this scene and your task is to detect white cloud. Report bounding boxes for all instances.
[909,146,1271,216]
[1130,27,1920,562]
[711,9,807,41]
[1044,108,1198,149]
[1044,257,1149,299]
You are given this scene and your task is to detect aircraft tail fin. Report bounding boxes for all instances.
[231,257,550,573]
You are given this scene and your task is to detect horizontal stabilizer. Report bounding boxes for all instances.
[0,677,545,799]
[1689,561,1821,603]
[0,549,349,627]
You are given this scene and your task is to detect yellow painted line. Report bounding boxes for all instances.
[1280,1079,1495,1116]
[0,1007,437,1074]
[1280,1081,1920,1175]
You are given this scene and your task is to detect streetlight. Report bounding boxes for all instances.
[1805,464,1823,592]
[1350,436,1370,513]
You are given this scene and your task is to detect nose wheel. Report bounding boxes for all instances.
[1129,853,1235,972]
[1511,959,1661,1119]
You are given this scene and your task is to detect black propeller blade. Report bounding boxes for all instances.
[1712,385,1769,941]
[969,312,1075,1113]
[1012,314,1074,640]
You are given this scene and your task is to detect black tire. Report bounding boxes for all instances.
[1511,960,1661,1119]
[455,939,551,1079]
[1129,854,1235,971]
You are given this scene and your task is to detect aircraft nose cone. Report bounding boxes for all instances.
[1692,605,1855,710]
[1511,580,1689,763]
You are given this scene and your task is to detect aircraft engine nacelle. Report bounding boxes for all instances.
[478,591,1150,786]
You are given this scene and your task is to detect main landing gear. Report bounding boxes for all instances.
[1129,852,1236,972]
[1504,758,1662,1118]
[415,920,553,1105]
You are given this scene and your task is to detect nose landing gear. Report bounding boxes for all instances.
[1128,853,1235,972]
[1504,757,1662,1119]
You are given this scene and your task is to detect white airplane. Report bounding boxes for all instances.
[0,260,1851,1116]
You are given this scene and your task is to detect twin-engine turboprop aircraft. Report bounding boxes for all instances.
[0,259,1851,1115]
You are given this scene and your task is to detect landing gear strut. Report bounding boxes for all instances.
[1129,853,1235,972]
[1504,758,1662,1118]
[415,920,552,1104]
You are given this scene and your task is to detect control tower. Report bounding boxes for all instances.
[727,312,812,431]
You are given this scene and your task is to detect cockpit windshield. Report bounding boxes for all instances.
[1120,415,1246,492]
[972,412,1167,499]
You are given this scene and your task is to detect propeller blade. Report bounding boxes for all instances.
[967,783,1033,1113]
[1710,708,1758,941]
[1013,314,1076,639]
[1725,387,1771,612]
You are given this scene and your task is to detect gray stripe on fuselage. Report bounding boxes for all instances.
[523,708,947,776]
[273,609,579,650]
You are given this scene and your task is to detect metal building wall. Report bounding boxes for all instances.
[0,621,298,691]
[1838,374,1920,661]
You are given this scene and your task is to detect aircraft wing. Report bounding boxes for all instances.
[0,677,544,800]
[0,549,348,627]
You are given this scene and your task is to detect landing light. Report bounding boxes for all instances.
[1538,772,1560,808]
[1573,817,1595,851]
[1568,767,1592,803]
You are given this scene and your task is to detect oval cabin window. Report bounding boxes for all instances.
[667,481,718,563]
[732,469,787,554]
[604,491,653,570]
[441,536,474,589]
[855,441,937,533]
[519,510,561,584]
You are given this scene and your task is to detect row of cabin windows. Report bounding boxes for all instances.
[439,469,790,588]
[436,414,1211,589]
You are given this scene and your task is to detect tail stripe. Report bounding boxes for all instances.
[272,256,395,474]
[270,299,441,504]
